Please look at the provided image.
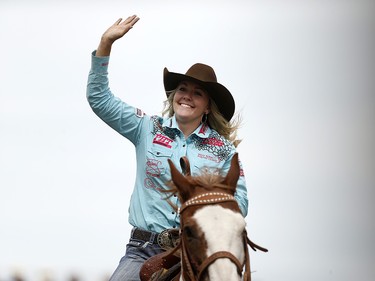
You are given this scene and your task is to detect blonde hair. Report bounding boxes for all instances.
[162,90,242,147]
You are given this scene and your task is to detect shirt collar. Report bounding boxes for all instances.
[162,115,179,130]
[162,115,211,138]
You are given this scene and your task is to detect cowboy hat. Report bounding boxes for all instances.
[163,63,235,122]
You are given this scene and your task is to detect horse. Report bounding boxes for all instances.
[140,153,267,281]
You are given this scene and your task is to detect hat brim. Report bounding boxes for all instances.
[163,68,235,122]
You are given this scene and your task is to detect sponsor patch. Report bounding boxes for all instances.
[135,108,145,118]
[197,153,220,163]
[153,133,173,148]
[201,137,224,146]
[146,158,163,177]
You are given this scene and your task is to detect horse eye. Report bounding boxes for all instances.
[183,225,196,238]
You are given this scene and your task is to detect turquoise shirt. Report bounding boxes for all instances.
[87,52,248,233]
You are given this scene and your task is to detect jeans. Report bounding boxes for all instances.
[109,229,165,281]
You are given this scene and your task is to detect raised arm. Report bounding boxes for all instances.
[96,15,140,57]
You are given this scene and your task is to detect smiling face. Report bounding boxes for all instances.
[173,81,210,127]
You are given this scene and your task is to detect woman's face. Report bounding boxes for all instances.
[173,81,210,126]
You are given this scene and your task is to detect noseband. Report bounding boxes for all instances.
[178,192,251,281]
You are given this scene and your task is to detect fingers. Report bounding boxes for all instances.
[122,14,140,28]
[112,15,139,27]
[113,18,123,26]
[126,15,138,21]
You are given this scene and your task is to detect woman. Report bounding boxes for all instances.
[86,15,248,281]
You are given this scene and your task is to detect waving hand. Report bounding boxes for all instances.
[96,15,140,57]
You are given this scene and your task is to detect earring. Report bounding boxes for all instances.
[201,114,208,124]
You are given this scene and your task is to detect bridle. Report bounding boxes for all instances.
[166,155,268,281]
[178,192,255,281]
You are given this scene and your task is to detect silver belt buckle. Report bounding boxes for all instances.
[157,229,178,250]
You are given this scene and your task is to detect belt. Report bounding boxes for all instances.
[132,228,180,250]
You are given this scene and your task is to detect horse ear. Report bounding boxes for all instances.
[180,156,191,176]
[222,153,240,192]
[168,158,192,202]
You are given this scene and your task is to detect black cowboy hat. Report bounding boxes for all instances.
[163,63,235,122]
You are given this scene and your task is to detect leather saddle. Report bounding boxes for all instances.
[140,246,181,281]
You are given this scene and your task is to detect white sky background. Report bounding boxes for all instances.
[0,0,374,280]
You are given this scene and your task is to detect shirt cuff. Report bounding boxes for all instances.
[90,50,110,74]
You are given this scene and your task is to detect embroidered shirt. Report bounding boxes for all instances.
[87,51,248,233]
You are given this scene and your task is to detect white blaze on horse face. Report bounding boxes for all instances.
[193,205,246,281]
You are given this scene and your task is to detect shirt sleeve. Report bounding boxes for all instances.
[86,51,145,144]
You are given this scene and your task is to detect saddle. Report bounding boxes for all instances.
[140,245,181,281]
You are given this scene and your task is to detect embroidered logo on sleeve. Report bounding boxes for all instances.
[153,134,173,148]
[135,108,145,118]
[240,168,245,177]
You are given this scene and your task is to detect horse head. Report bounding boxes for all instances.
[168,153,248,281]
